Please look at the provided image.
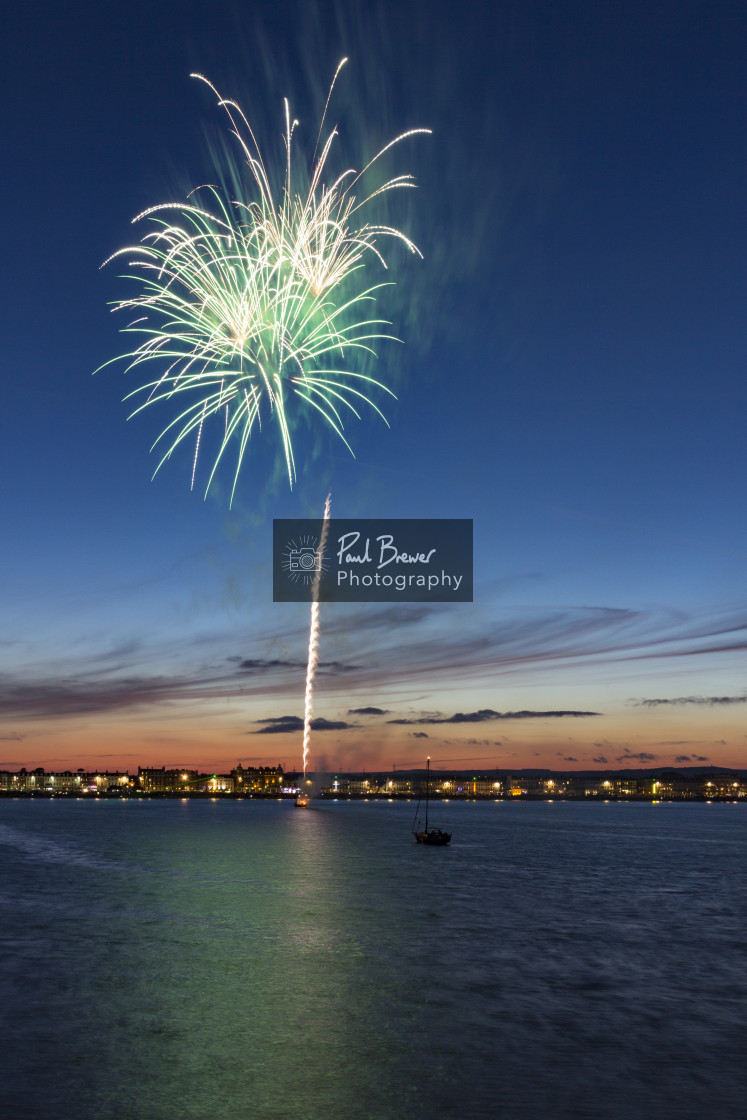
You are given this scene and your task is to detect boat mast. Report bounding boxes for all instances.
[424,757,430,831]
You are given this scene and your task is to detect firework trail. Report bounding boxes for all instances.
[99,61,429,503]
[302,493,331,778]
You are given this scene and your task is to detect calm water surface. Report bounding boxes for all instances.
[0,798,745,1120]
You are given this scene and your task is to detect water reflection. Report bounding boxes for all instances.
[0,799,745,1120]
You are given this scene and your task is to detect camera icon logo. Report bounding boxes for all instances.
[281,534,327,586]
[288,546,320,573]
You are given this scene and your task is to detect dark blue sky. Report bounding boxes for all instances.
[2,0,746,772]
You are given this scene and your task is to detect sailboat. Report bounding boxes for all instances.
[412,758,452,845]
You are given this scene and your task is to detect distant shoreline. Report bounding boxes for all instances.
[1,791,744,804]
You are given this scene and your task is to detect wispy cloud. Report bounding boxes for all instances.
[253,716,355,735]
[239,658,358,676]
[616,750,659,763]
[323,604,439,636]
[633,692,747,707]
[0,651,362,721]
[6,598,747,730]
[238,658,305,671]
[325,603,747,692]
[0,675,200,719]
[388,708,600,725]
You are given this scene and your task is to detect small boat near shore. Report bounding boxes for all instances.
[412,758,451,845]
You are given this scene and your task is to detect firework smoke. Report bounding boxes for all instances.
[302,492,331,777]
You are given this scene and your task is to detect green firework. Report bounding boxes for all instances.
[99,62,428,503]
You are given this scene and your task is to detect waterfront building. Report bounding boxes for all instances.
[0,768,130,792]
[206,773,233,793]
[230,763,283,794]
[382,776,417,796]
[137,767,198,792]
[85,772,130,792]
[137,767,169,792]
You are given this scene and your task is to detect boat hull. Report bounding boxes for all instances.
[414,829,451,845]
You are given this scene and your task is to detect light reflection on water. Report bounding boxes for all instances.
[0,798,745,1120]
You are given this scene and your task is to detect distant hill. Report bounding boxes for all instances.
[337,764,747,780]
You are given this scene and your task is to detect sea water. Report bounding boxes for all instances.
[0,798,745,1120]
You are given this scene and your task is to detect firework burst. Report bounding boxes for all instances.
[99,61,429,502]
